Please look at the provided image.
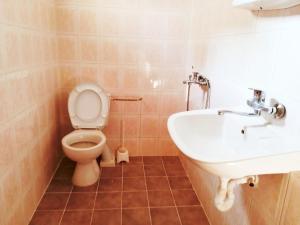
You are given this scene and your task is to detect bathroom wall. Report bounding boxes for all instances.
[56,0,193,156]
[0,1,61,224]
[281,172,300,224]
[1,0,298,224]
[183,0,300,225]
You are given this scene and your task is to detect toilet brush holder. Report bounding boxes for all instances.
[117,148,129,164]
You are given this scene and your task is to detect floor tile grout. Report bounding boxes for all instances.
[46,188,193,194]
[90,172,100,225]
[162,159,184,225]
[120,163,123,225]
[143,162,153,225]
[100,175,191,178]
[57,184,74,225]
[35,204,202,212]
[31,156,207,225]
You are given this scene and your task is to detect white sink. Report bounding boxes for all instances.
[168,108,300,179]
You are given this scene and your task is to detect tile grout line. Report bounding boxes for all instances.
[58,185,74,225]
[90,171,101,225]
[102,175,189,178]
[143,157,153,225]
[162,159,183,225]
[33,157,193,224]
[181,158,212,225]
[27,157,65,224]
[121,163,123,225]
[35,204,202,212]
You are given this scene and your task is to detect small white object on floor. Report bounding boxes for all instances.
[117,148,129,163]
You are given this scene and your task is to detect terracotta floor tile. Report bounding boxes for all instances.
[60,157,76,168]
[162,156,182,166]
[146,177,170,190]
[148,190,174,207]
[60,210,92,225]
[37,193,69,210]
[66,193,96,210]
[172,190,200,206]
[98,178,122,192]
[178,206,210,225]
[164,164,186,176]
[114,162,123,167]
[72,182,98,192]
[143,156,163,165]
[122,208,151,225]
[123,165,144,177]
[31,156,207,225]
[29,211,63,225]
[46,179,73,193]
[54,166,74,179]
[144,165,166,176]
[92,209,121,225]
[150,207,181,225]
[126,156,143,165]
[94,192,121,209]
[122,191,148,208]
[168,176,192,190]
[123,177,146,191]
[101,167,122,178]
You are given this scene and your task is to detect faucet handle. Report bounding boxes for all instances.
[192,71,199,80]
[248,88,265,102]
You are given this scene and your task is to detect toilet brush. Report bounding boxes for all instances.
[117,118,129,163]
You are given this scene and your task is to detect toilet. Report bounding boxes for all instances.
[61,83,115,187]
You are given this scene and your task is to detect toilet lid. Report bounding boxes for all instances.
[68,83,110,129]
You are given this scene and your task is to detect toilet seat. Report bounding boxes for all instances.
[62,130,106,152]
[68,83,110,129]
[61,83,115,187]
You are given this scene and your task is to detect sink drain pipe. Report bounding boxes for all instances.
[214,176,259,211]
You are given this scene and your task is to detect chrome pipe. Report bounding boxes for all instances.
[217,110,259,117]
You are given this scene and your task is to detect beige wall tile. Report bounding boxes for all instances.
[0,1,61,223]
[79,37,98,62]
[79,8,97,34]
[2,0,300,224]
[140,138,159,156]
[281,173,300,225]
[141,116,159,138]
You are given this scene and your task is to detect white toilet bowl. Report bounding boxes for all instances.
[61,83,115,187]
[62,130,106,186]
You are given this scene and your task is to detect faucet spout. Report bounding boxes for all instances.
[217,110,259,117]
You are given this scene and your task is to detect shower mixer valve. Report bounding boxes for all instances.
[183,68,211,111]
[183,71,210,88]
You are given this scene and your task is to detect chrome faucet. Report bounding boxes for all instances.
[217,110,258,117]
[183,70,210,111]
[218,88,286,119]
[182,71,210,87]
[246,88,275,116]
[241,122,271,134]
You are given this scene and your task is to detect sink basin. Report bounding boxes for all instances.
[168,108,300,179]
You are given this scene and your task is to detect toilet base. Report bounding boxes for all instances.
[100,156,116,167]
[72,160,100,187]
[100,144,116,167]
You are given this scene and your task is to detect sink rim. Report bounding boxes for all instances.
[167,108,299,165]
